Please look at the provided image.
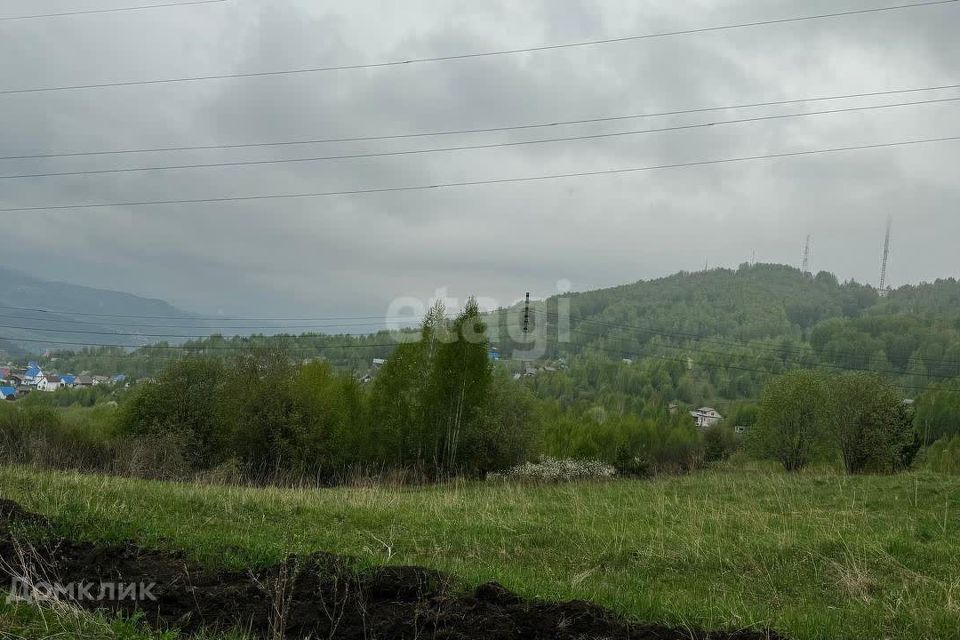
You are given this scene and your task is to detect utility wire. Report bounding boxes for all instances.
[0,303,444,322]
[3,135,958,213]
[3,96,957,181]
[0,0,954,95]
[0,0,227,22]
[563,326,959,381]
[0,314,418,330]
[4,83,959,161]
[1,335,410,350]
[563,333,954,393]
[524,307,960,371]
[571,316,960,371]
[0,322,411,340]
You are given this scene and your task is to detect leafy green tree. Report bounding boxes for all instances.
[116,357,225,468]
[291,360,364,473]
[218,348,303,474]
[826,374,918,473]
[752,370,827,471]
[429,298,493,475]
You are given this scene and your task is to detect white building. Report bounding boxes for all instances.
[36,374,62,392]
[690,407,723,429]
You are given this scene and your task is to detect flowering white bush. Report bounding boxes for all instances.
[488,457,617,483]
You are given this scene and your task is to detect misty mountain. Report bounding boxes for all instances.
[0,266,194,356]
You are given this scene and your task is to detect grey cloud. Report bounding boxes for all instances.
[0,0,958,320]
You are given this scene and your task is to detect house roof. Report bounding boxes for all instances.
[0,387,16,398]
[43,374,61,383]
[25,366,41,378]
[61,375,77,384]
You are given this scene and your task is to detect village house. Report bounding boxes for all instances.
[689,407,723,429]
[23,362,43,385]
[0,386,16,401]
[37,374,62,392]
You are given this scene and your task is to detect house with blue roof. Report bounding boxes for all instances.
[0,387,16,401]
[61,374,77,387]
[23,364,43,385]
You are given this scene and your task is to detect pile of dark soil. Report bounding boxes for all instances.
[0,498,785,639]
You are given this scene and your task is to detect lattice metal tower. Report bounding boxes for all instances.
[801,235,811,274]
[879,218,892,297]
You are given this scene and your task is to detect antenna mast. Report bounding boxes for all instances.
[801,235,811,274]
[879,218,892,296]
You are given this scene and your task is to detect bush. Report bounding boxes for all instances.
[543,411,703,474]
[703,425,739,463]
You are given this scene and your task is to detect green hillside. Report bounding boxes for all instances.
[27,264,960,409]
[485,264,960,413]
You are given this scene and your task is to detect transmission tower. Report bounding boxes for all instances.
[879,218,892,296]
[801,235,811,274]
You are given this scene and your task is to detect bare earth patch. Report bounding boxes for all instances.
[0,498,784,639]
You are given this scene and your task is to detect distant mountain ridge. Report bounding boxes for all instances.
[0,266,194,356]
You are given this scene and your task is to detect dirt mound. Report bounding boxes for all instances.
[0,499,785,639]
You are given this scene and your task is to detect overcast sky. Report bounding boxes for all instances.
[1,0,958,321]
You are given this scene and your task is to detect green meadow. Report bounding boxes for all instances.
[1,464,959,639]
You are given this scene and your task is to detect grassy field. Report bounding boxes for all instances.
[0,464,958,640]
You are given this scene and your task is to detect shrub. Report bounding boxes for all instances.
[703,425,739,463]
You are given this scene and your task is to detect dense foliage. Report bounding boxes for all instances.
[751,371,920,473]
[114,300,540,480]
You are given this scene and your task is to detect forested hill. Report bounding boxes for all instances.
[499,264,960,406]
[559,263,877,342]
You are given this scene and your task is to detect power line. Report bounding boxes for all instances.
[4,83,959,161]
[3,134,958,213]
[565,333,953,393]
[573,317,959,369]
[4,96,957,181]
[0,0,227,22]
[2,335,409,351]
[0,303,439,322]
[1,0,954,95]
[527,309,960,371]
[564,326,959,381]
[0,321,414,340]
[0,313,418,330]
